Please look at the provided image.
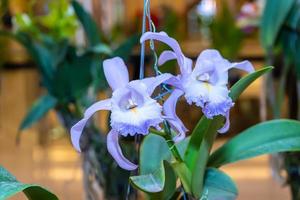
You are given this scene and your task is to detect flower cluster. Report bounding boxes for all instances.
[70,32,254,170]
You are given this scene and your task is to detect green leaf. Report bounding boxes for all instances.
[113,34,140,61]
[130,161,176,197]
[20,95,57,130]
[130,134,189,195]
[184,117,212,170]
[260,0,295,49]
[229,66,273,101]
[86,44,112,55]
[171,162,192,194]
[130,163,165,193]
[71,0,102,46]
[146,161,177,200]
[191,116,224,198]
[52,52,93,102]
[202,168,238,200]
[129,134,171,193]
[0,166,58,200]
[14,32,55,89]
[208,119,300,167]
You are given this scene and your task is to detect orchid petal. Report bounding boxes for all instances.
[140,32,183,62]
[158,50,177,66]
[195,49,222,66]
[71,99,111,152]
[141,32,192,74]
[107,129,138,170]
[218,111,230,133]
[164,89,187,142]
[138,73,173,95]
[229,60,255,73]
[194,49,223,72]
[165,76,184,90]
[103,57,129,91]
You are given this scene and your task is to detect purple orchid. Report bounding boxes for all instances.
[140,32,254,133]
[70,57,177,170]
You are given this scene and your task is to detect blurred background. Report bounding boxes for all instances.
[1,0,300,199]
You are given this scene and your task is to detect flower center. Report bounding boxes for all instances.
[126,99,138,110]
[196,73,210,82]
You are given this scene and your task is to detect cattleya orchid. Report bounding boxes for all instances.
[70,57,185,170]
[140,31,255,133]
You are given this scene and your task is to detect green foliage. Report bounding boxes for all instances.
[129,134,189,198]
[0,166,58,200]
[191,116,223,198]
[1,0,139,130]
[202,168,238,200]
[14,0,78,41]
[208,119,300,167]
[71,0,102,46]
[39,0,78,39]
[19,95,57,130]
[113,34,140,61]
[260,0,295,49]
[229,66,274,101]
[52,51,93,102]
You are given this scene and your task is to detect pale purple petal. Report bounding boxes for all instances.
[218,111,230,133]
[140,32,183,63]
[103,57,129,91]
[163,89,187,142]
[165,76,184,90]
[138,73,173,95]
[158,50,177,66]
[84,99,112,118]
[195,49,223,66]
[158,51,193,75]
[71,99,111,152]
[140,32,192,75]
[229,60,255,73]
[107,129,138,170]
[194,49,230,85]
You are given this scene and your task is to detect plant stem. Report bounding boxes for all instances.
[163,121,183,162]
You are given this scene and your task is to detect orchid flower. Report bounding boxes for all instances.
[140,32,254,133]
[70,57,181,170]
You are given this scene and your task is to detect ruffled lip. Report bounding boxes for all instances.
[111,118,164,137]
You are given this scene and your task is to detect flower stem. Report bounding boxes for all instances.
[163,121,183,162]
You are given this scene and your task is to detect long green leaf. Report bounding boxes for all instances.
[12,32,54,89]
[71,0,101,46]
[20,95,57,130]
[191,116,223,198]
[208,119,300,167]
[202,168,238,200]
[0,166,58,200]
[171,162,192,194]
[260,0,295,49]
[184,117,212,170]
[229,66,273,101]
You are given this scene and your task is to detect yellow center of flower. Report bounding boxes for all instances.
[204,82,211,91]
